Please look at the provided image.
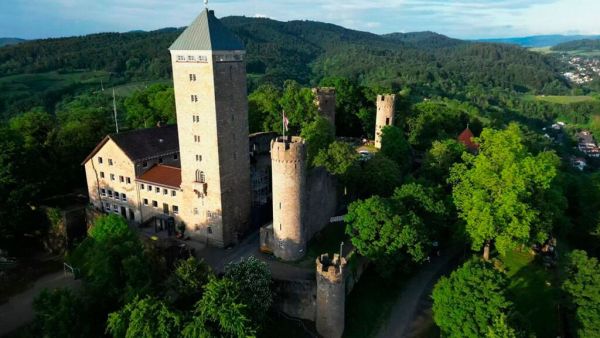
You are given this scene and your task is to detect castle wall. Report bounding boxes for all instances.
[312,87,336,127]
[271,136,307,261]
[272,279,316,321]
[305,167,338,239]
[316,254,346,338]
[374,94,396,149]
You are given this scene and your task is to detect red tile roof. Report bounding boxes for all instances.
[458,127,479,152]
[137,165,182,189]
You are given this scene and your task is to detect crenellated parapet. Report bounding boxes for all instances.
[316,253,347,338]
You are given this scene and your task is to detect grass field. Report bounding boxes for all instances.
[110,79,172,97]
[0,70,109,95]
[522,94,596,104]
[501,249,561,337]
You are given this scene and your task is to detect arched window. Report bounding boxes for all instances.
[196,170,205,183]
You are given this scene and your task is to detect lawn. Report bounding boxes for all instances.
[522,95,596,104]
[0,70,109,94]
[293,221,347,268]
[501,249,561,337]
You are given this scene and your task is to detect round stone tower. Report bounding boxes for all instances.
[271,136,307,261]
[374,94,396,149]
[316,253,347,338]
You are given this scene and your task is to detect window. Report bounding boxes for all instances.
[158,157,163,164]
[189,74,197,81]
[143,198,148,206]
[100,172,105,178]
[98,157,103,164]
[110,174,115,181]
[108,190,113,198]
[177,55,185,61]
[196,170,205,183]
[194,135,201,143]
[192,116,200,123]
[385,117,390,126]
[193,208,199,215]
[163,188,168,195]
[152,200,158,208]
[113,204,119,212]
[140,183,145,190]
[119,175,124,183]
[142,161,148,168]
[104,202,110,210]
[188,55,195,61]
[126,177,131,184]
[173,154,178,160]
[171,190,176,197]
[121,193,127,202]
[101,188,106,197]
[147,185,152,191]
[207,226,212,234]
[108,159,113,166]
[114,191,119,199]
[155,187,160,193]
[196,155,202,162]
[173,205,179,215]
[198,55,208,62]
[191,95,198,102]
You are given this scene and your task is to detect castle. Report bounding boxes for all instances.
[83,7,396,337]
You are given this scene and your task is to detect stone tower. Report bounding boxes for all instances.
[169,9,251,247]
[312,87,336,127]
[374,94,396,149]
[316,253,347,338]
[271,136,306,261]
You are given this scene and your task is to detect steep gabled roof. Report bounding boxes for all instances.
[82,125,179,165]
[458,127,479,152]
[169,9,244,51]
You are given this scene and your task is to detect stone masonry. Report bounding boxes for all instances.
[374,94,396,149]
[316,253,347,338]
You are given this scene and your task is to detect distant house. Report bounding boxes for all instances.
[576,130,600,158]
[458,127,479,153]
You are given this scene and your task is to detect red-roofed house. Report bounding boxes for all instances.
[458,127,479,152]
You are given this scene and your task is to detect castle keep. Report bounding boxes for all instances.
[375,94,396,148]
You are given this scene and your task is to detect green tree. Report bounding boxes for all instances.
[300,116,335,166]
[361,154,402,197]
[248,84,282,133]
[33,288,90,338]
[8,109,55,150]
[279,80,318,133]
[224,257,273,323]
[124,84,175,129]
[380,125,411,172]
[166,257,211,305]
[106,296,182,338]
[183,276,256,338]
[562,250,600,338]
[432,259,514,338]
[421,139,466,184]
[449,124,561,259]
[313,141,359,176]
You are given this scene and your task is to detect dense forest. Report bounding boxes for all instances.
[552,38,600,51]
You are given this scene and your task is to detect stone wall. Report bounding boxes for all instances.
[305,167,338,240]
[272,278,316,321]
[312,87,336,127]
[374,94,396,149]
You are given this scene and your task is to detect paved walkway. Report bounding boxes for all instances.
[0,271,81,336]
[376,247,462,338]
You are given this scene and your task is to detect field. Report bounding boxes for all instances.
[501,249,561,337]
[110,79,172,97]
[522,94,596,104]
[0,70,108,94]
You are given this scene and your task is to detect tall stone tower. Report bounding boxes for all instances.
[169,9,251,247]
[271,136,306,261]
[374,94,396,149]
[312,87,336,127]
[316,253,347,338]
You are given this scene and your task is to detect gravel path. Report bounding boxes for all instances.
[376,247,462,338]
[0,271,81,336]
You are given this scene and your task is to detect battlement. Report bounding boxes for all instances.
[316,253,346,283]
[377,94,396,109]
[313,87,336,96]
[271,136,306,163]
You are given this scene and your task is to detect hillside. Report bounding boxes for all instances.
[0,38,25,47]
[479,34,600,48]
[0,16,570,118]
[552,39,600,52]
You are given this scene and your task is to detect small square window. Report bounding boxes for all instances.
[163,188,168,195]
[110,174,115,181]
[148,185,152,191]
[105,202,110,209]
[155,187,160,193]
[108,190,113,198]
[140,183,145,189]
[207,226,212,234]
[152,200,158,208]
[100,172,105,178]
[108,159,113,166]
[189,74,197,81]
[191,95,198,102]
[177,55,185,61]
[114,191,119,199]
[173,205,179,215]
[143,198,148,206]
[101,188,106,196]
[121,193,127,202]
[143,161,148,168]
[119,176,124,183]
[98,157,103,164]
[113,204,118,211]
[158,157,163,164]
[126,177,131,184]
[174,154,178,160]
[193,208,199,215]
[171,190,176,197]
[188,55,195,61]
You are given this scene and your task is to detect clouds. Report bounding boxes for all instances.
[1,0,599,39]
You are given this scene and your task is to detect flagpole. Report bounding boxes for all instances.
[282,110,286,139]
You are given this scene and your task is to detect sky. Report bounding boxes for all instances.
[1,0,600,40]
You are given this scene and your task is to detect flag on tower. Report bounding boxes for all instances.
[283,110,289,132]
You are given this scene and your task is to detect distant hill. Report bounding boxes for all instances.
[552,39,600,52]
[0,16,570,117]
[0,38,25,47]
[479,35,600,48]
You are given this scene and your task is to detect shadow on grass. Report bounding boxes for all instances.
[501,250,561,338]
